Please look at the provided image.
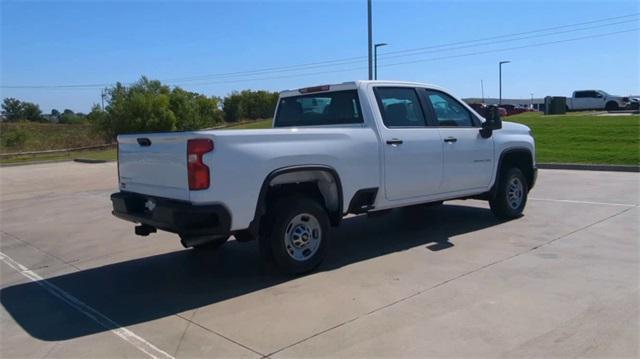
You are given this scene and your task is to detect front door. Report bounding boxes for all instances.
[422,90,494,193]
[374,87,444,201]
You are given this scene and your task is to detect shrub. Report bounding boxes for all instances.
[1,128,28,149]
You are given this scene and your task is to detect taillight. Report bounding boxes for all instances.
[187,139,214,190]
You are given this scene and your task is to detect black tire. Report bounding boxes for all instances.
[181,235,229,250]
[264,196,330,275]
[605,101,619,111]
[489,167,528,219]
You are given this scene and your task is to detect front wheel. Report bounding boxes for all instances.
[489,167,528,219]
[605,101,619,111]
[265,197,330,275]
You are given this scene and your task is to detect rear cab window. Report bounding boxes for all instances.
[274,90,363,127]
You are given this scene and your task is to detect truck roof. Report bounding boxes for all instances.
[279,80,450,97]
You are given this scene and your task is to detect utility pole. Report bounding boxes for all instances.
[374,43,388,80]
[530,93,534,109]
[481,80,485,103]
[498,60,510,105]
[367,0,373,80]
[100,89,106,110]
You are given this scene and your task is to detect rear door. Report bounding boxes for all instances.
[118,133,190,200]
[421,89,494,193]
[573,91,603,110]
[374,86,443,201]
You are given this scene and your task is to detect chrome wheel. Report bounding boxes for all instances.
[507,177,524,209]
[283,213,322,261]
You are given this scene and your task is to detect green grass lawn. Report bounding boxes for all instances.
[3,114,637,166]
[0,119,273,165]
[0,122,109,153]
[0,148,117,165]
[507,112,639,165]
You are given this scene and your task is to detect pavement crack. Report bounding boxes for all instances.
[173,320,191,356]
[174,313,265,357]
[267,206,635,357]
[0,230,82,271]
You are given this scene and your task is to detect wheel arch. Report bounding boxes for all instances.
[605,100,619,110]
[248,165,344,236]
[491,148,536,197]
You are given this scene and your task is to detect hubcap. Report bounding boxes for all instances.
[507,176,524,209]
[284,213,322,261]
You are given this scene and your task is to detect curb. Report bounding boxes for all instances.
[73,158,111,164]
[538,163,639,173]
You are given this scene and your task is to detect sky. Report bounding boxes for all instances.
[1,0,639,113]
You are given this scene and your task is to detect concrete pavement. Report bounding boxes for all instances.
[1,162,638,358]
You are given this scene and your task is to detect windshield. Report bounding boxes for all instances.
[274,90,363,127]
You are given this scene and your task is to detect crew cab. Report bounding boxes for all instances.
[111,81,537,274]
[566,90,630,111]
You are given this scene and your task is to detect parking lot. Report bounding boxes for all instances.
[1,161,638,358]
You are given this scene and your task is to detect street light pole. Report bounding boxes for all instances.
[368,0,373,80]
[499,60,510,105]
[374,43,387,80]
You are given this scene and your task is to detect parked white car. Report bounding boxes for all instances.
[111,81,537,274]
[566,90,630,111]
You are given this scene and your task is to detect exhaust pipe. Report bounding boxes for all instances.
[135,225,157,236]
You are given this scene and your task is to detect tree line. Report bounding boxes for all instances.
[1,76,280,140]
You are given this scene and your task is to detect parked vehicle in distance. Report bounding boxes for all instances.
[468,103,509,117]
[566,90,630,111]
[111,81,537,274]
[627,97,639,111]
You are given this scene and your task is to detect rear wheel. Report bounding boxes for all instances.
[263,197,330,275]
[489,167,528,219]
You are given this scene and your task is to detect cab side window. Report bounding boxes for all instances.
[374,87,427,128]
[425,91,474,127]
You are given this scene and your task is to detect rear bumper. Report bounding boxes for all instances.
[111,192,231,236]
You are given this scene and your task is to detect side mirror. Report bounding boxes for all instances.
[480,105,502,138]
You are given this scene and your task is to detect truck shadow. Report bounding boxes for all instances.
[1,203,506,341]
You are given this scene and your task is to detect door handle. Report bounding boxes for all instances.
[386,139,403,145]
[444,137,458,143]
[137,138,152,147]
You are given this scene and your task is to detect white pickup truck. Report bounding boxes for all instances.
[111,81,537,274]
[566,90,630,111]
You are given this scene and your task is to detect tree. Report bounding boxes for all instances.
[97,77,176,140]
[20,102,43,122]
[1,98,44,121]
[223,92,245,122]
[59,108,83,124]
[169,88,223,130]
[86,104,106,123]
[222,90,278,122]
[2,98,23,121]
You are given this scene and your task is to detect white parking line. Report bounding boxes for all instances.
[530,197,638,207]
[0,251,175,359]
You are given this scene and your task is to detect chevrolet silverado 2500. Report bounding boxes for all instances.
[111,81,537,274]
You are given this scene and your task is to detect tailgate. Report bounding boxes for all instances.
[118,133,190,201]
